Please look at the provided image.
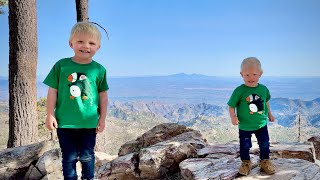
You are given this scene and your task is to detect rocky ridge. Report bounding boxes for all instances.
[0,123,320,179]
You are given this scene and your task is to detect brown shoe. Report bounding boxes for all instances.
[260,159,276,175]
[238,160,252,176]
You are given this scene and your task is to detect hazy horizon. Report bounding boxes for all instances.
[1,74,320,104]
[1,73,320,79]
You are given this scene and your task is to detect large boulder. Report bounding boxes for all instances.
[0,140,56,179]
[118,123,195,156]
[24,149,115,180]
[269,142,314,162]
[139,130,205,179]
[97,123,208,179]
[25,148,62,180]
[97,152,140,180]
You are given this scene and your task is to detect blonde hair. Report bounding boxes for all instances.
[241,57,263,72]
[69,22,101,43]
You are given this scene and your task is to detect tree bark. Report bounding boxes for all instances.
[75,0,89,22]
[8,0,38,148]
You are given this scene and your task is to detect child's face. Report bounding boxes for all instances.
[69,33,100,63]
[240,65,262,87]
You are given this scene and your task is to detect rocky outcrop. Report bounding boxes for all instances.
[97,123,208,179]
[0,140,56,179]
[180,155,260,179]
[1,124,320,180]
[198,140,315,162]
[185,141,319,180]
[138,130,206,179]
[180,156,320,180]
[25,148,63,180]
[118,123,196,156]
[97,123,320,180]
[0,141,114,180]
[96,152,140,180]
[269,142,314,162]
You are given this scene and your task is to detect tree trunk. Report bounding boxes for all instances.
[74,0,110,152]
[7,0,38,148]
[75,0,89,22]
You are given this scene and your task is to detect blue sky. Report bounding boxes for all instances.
[1,0,320,77]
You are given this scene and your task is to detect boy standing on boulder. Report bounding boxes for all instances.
[44,22,108,180]
[228,57,275,176]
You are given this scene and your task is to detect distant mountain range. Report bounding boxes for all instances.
[1,74,320,103]
[1,74,320,127]
[108,98,320,128]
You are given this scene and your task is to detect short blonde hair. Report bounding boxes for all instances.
[70,22,101,43]
[241,57,263,72]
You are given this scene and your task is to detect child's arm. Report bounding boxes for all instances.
[96,91,108,133]
[266,101,275,122]
[229,106,239,125]
[46,87,58,130]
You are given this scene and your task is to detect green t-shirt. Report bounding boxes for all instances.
[227,84,270,131]
[43,58,109,128]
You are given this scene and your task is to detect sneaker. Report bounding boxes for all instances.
[260,159,276,175]
[238,160,252,176]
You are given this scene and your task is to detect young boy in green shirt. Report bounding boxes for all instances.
[44,22,108,180]
[228,57,275,176]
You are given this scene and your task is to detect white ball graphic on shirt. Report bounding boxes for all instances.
[70,85,81,97]
[249,104,258,112]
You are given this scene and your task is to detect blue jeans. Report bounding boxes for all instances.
[239,125,270,161]
[57,128,96,180]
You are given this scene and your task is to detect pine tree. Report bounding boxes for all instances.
[7,0,38,147]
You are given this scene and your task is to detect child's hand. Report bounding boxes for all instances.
[96,118,106,133]
[268,114,275,122]
[231,116,239,125]
[46,115,58,131]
